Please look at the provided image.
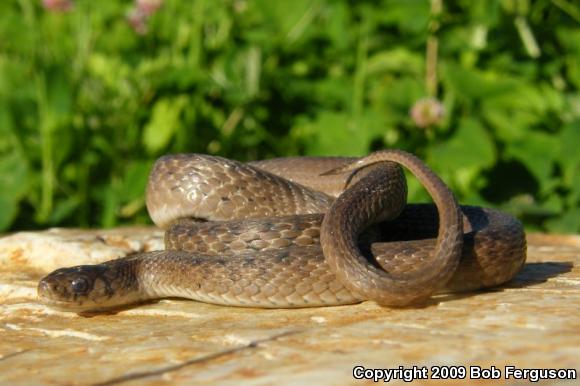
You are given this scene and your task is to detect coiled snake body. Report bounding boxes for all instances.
[38,150,526,312]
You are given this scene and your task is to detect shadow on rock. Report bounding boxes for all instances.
[507,261,574,287]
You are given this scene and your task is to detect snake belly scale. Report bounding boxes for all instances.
[37,150,527,312]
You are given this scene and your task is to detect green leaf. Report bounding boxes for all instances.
[323,2,350,50]
[428,118,495,196]
[428,118,495,171]
[556,27,580,55]
[49,198,81,225]
[87,53,131,91]
[559,119,580,183]
[0,152,29,201]
[0,132,29,230]
[371,76,424,113]
[545,207,580,234]
[117,161,151,218]
[366,48,424,76]
[480,80,551,142]
[379,0,430,34]
[251,0,318,42]
[559,119,580,203]
[566,56,580,90]
[0,195,18,231]
[505,132,560,193]
[118,161,152,202]
[292,110,384,156]
[46,69,72,125]
[570,170,580,206]
[143,96,188,154]
[442,62,518,100]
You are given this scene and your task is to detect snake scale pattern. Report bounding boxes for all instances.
[37,150,527,312]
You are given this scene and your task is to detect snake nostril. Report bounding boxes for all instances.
[38,280,51,294]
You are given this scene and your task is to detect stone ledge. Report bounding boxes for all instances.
[0,228,578,385]
[0,227,164,272]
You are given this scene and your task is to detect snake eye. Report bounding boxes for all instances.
[71,277,89,294]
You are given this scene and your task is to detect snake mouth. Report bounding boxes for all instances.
[37,281,149,313]
[37,285,114,313]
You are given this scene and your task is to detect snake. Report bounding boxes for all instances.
[37,150,527,312]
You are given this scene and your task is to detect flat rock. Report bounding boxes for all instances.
[0,228,578,385]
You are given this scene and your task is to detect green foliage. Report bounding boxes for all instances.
[0,0,579,232]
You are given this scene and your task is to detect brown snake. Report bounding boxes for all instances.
[37,150,526,312]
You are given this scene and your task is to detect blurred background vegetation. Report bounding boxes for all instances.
[0,0,579,233]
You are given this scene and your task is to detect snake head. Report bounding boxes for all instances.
[37,262,139,312]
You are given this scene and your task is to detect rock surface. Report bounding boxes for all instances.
[0,228,578,385]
